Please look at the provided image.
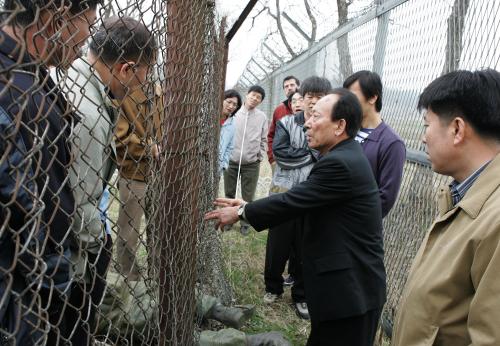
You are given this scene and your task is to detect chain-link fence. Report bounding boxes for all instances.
[0,0,231,344]
[236,0,499,341]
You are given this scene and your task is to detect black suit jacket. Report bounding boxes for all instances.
[246,138,386,321]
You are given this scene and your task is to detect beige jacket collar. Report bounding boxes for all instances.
[437,153,500,221]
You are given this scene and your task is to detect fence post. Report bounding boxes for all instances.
[158,0,205,344]
[373,0,390,76]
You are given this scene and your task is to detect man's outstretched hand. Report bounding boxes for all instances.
[213,198,245,208]
[204,198,246,230]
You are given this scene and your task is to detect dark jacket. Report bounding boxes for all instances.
[0,30,75,344]
[267,99,293,163]
[361,122,406,217]
[271,111,316,191]
[246,139,386,322]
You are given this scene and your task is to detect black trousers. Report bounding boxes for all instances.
[48,235,113,345]
[288,249,296,277]
[264,218,305,302]
[306,308,382,346]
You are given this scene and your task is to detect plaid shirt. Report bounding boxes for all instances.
[449,161,491,206]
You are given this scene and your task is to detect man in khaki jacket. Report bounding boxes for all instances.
[114,84,163,280]
[393,69,500,345]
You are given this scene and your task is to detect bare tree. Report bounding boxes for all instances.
[272,0,298,58]
[250,0,319,60]
[303,0,317,47]
[442,0,471,74]
[336,0,353,80]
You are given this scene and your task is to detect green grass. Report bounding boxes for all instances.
[221,226,310,345]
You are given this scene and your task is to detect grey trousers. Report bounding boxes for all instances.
[223,160,260,202]
[116,178,147,280]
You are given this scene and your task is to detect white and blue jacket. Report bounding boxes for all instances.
[219,116,235,174]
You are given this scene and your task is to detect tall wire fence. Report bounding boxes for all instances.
[236,0,499,341]
[0,0,230,345]
[2,0,499,344]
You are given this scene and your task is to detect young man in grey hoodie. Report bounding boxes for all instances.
[224,85,268,234]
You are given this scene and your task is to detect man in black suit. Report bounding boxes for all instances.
[205,88,386,346]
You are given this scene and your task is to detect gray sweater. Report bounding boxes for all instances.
[230,106,268,164]
[52,58,117,279]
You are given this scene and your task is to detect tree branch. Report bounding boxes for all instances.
[303,0,317,46]
[250,5,269,28]
[267,7,277,20]
[442,0,471,74]
[336,0,349,25]
[274,0,298,58]
[336,0,353,79]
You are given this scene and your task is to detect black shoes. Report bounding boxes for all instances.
[283,275,294,287]
[294,302,310,320]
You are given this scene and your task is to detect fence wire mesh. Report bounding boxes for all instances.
[236,0,500,341]
[0,0,230,345]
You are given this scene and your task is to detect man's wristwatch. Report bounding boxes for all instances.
[237,203,247,221]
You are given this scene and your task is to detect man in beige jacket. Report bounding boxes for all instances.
[393,69,500,345]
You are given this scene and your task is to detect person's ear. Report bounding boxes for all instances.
[121,61,136,74]
[334,119,347,136]
[368,95,378,106]
[114,61,135,83]
[452,117,466,145]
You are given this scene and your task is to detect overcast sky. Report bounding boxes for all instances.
[216,0,375,88]
[216,1,269,88]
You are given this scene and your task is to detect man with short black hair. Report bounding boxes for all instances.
[267,75,300,164]
[343,71,405,218]
[393,69,500,345]
[223,85,268,234]
[0,0,100,343]
[266,75,300,287]
[54,16,157,344]
[207,89,386,346]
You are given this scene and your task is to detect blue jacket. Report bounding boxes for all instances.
[0,30,75,344]
[219,116,235,174]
